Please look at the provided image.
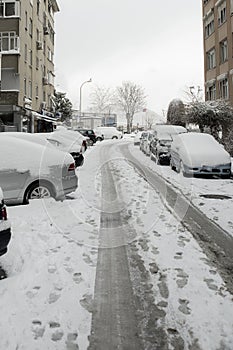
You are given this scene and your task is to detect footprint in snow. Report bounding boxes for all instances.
[31,320,45,339]
[204,278,218,291]
[51,329,64,342]
[178,299,191,315]
[48,264,57,273]
[174,252,183,260]
[73,272,83,284]
[175,268,189,288]
[48,291,61,304]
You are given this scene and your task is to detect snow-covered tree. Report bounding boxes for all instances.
[167,99,186,126]
[90,85,114,113]
[115,81,146,133]
[54,92,73,122]
[186,99,233,143]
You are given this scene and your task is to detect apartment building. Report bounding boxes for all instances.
[0,0,59,132]
[202,0,233,104]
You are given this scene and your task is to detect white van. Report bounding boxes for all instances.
[94,127,122,140]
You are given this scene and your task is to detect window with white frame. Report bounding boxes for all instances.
[207,48,216,69]
[204,13,214,38]
[0,32,19,52]
[220,39,228,63]
[207,83,216,100]
[218,1,226,26]
[0,1,19,17]
[219,78,228,99]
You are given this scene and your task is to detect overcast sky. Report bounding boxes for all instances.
[54,0,204,116]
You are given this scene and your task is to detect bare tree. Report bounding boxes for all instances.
[90,85,114,113]
[115,81,146,133]
[183,85,203,103]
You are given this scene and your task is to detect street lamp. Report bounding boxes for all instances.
[79,78,92,117]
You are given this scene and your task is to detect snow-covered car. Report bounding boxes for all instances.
[170,132,231,177]
[133,131,142,145]
[33,130,87,167]
[152,124,187,138]
[94,126,122,140]
[0,187,11,256]
[140,131,153,155]
[150,133,173,165]
[0,135,78,205]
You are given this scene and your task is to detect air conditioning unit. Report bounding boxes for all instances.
[36,41,43,50]
[43,77,48,85]
[43,26,49,35]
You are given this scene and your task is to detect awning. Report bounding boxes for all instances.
[31,111,58,124]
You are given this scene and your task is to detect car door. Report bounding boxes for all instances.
[0,168,30,202]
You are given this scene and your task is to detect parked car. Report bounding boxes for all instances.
[152,124,187,138]
[94,126,122,140]
[0,187,11,256]
[0,135,78,205]
[139,131,153,155]
[133,131,142,145]
[4,130,86,168]
[170,132,231,177]
[74,128,103,144]
[150,133,173,165]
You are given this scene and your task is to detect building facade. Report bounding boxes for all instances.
[0,0,59,132]
[202,0,233,104]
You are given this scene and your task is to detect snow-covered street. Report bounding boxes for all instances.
[1,139,233,349]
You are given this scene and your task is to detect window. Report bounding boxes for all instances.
[219,78,228,99]
[218,1,226,26]
[204,13,214,38]
[36,56,39,69]
[0,32,19,52]
[28,81,32,99]
[37,1,40,15]
[36,85,39,98]
[25,44,27,62]
[207,48,216,69]
[29,49,32,66]
[24,78,27,96]
[220,39,228,63]
[29,18,33,36]
[207,84,216,100]
[0,2,18,17]
[25,11,28,30]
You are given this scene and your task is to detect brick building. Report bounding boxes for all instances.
[202,0,233,104]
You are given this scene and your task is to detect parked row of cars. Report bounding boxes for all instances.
[0,124,125,257]
[137,125,232,178]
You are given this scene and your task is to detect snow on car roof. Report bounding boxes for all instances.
[0,135,73,173]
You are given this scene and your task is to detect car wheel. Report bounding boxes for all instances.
[112,136,118,139]
[170,158,176,171]
[96,137,102,142]
[25,182,54,202]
